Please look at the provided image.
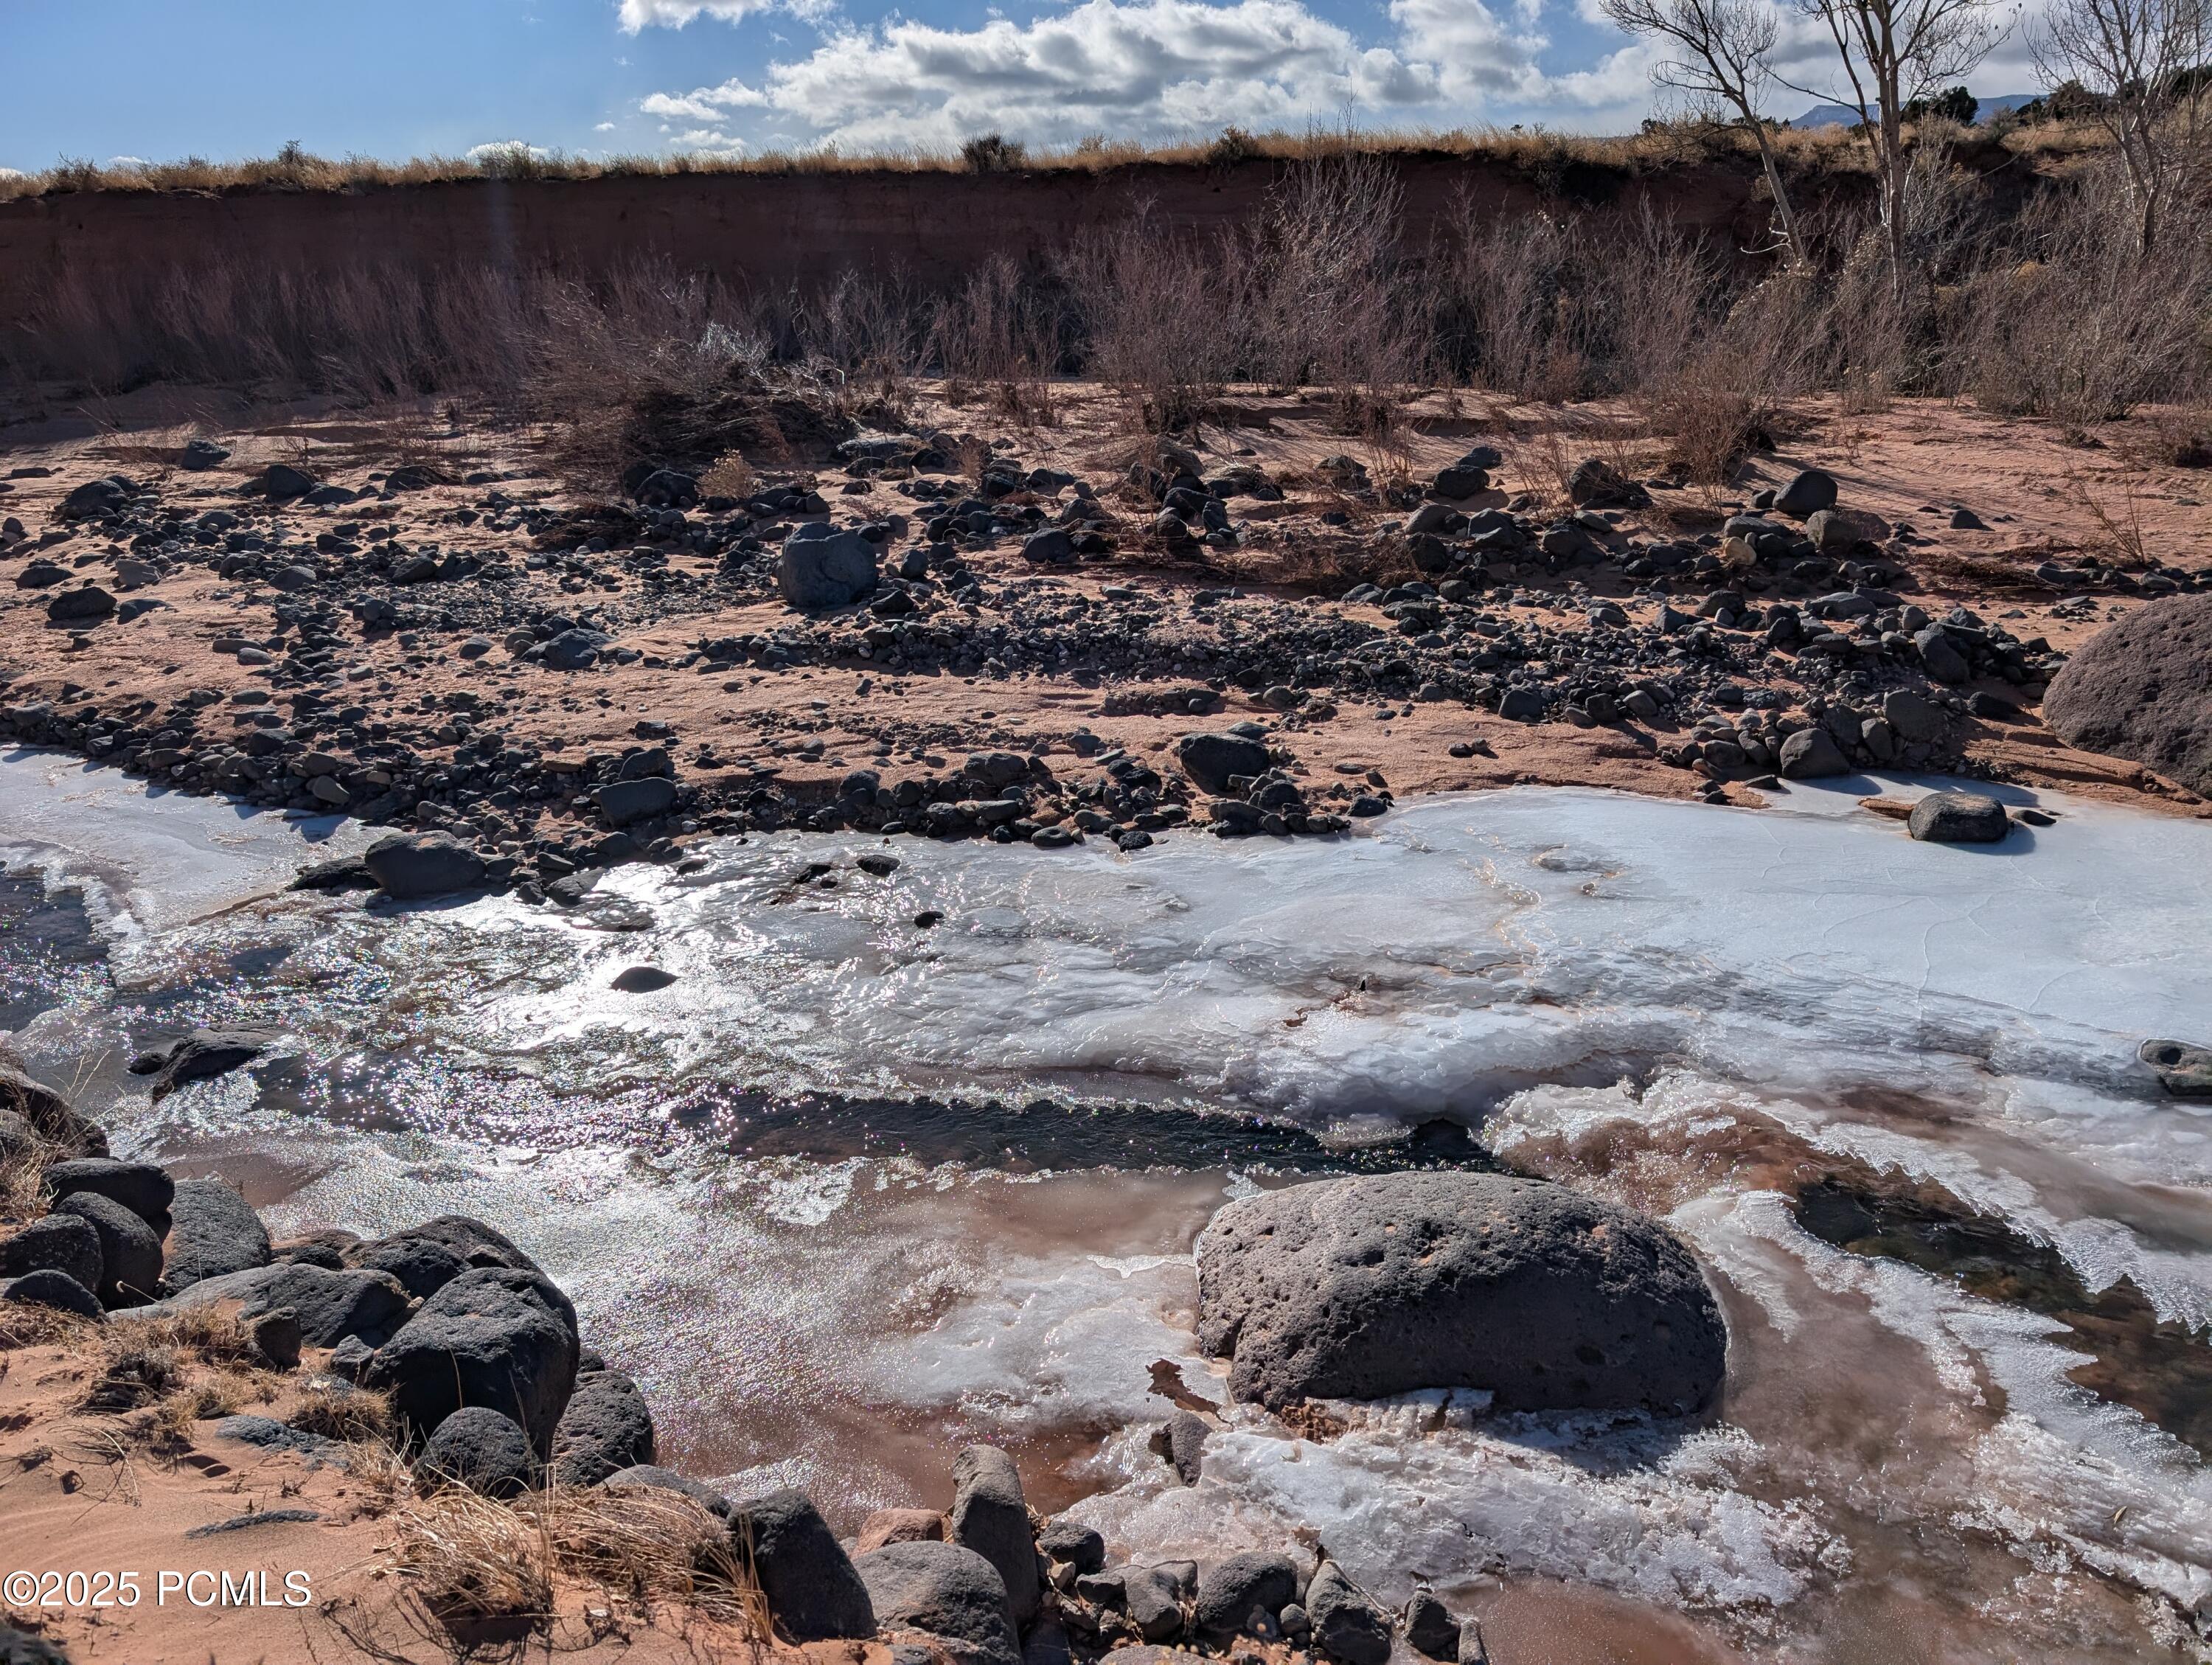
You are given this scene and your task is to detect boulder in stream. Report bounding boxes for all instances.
[1196,1171,1726,1414]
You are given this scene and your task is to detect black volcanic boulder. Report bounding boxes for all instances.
[364,832,487,900]
[2045,595,2212,793]
[1907,792,2011,844]
[376,1214,543,1276]
[162,1179,272,1290]
[853,1540,1016,1665]
[0,1214,103,1292]
[1175,731,1270,795]
[549,1368,656,1487]
[155,1262,411,1346]
[41,1158,174,1233]
[128,1028,276,1100]
[950,1445,1040,1627]
[1194,1551,1300,1641]
[730,1489,877,1641]
[349,1234,467,1299]
[363,1266,580,1456]
[2,1268,104,1320]
[416,1405,537,1499]
[0,1057,107,1155]
[777,524,879,610]
[1195,1172,1726,1415]
[1306,1561,1391,1665]
[50,1192,162,1307]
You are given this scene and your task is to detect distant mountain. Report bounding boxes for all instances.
[1788,93,2038,128]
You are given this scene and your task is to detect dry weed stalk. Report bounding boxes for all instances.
[386,1483,766,1642]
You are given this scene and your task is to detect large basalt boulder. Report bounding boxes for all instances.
[1777,728,1850,779]
[549,1368,656,1487]
[364,832,487,900]
[151,1262,411,1346]
[730,1489,877,1641]
[0,1214,103,1292]
[950,1445,1040,1627]
[1195,1172,1726,1415]
[348,1234,467,1299]
[163,1179,272,1290]
[362,1266,580,1456]
[2044,595,2212,794]
[50,1192,162,1307]
[854,1540,1018,1665]
[1306,1562,1391,1665]
[778,525,879,609]
[1175,732,1270,795]
[373,1214,543,1275]
[41,1158,173,1233]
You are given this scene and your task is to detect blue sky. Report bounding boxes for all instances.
[0,0,2044,170]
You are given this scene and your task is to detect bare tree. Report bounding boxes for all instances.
[1601,0,1809,264]
[1787,0,2012,293]
[2033,0,2211,254]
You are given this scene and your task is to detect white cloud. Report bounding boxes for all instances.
[595,120,618,131]
[637,0,1702,148]
[108,154,150,168]
[618,0,770,29]
[641,79,769,122]
[467,139,555,161]
[655,0,1444,151]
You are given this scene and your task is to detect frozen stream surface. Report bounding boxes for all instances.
[2,747,2209,1663]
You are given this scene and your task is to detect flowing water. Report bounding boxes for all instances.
[4,746,2209,1664]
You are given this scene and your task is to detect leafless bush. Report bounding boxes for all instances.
[1954,164,2212,431]
[1429,204,1599,402]
[932,254,1064,425]
[1059,212,1237,433]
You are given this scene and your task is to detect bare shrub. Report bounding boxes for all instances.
[932,254,1063,425]
[1059,211,1236,433]
[1955,166,2212,431]
[960,134,1028,173]
[388,1483,764,1644]
[1430,204,1598,402]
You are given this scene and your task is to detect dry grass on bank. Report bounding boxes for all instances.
[0,117,2119,204]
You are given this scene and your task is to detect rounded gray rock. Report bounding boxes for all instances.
[1193,1552,1299,1641]
[42,1158,173,1232]
[854,1540,1018,1665]
[549,1368,656,1487]
[363,1266,580,1456]
[2045,594,2212,794]
[778,526,880,610]
[417,1405,537,1499]
[950,1444,1040,1627]
[1175,732,1270,795]
[364,832,487,900]
[1195,1172,1727,1414]
[1777,728,1849,780]
[730,1488,877,1641]
[51,1191,162,1307]
[1306,1562,1390,1665]
[0,1213,102,1293]
[1906,792,2011,844]
[3,1268,104,1319]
